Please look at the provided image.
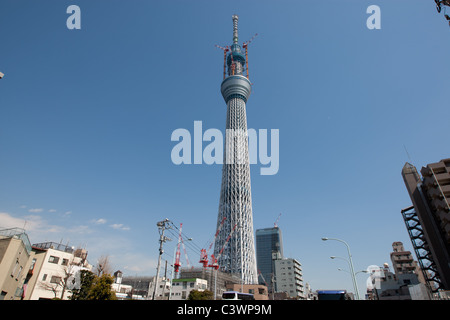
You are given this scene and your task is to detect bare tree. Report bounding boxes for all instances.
[38,248,91,299]
[95,255,113,276]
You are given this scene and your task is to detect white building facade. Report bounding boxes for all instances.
[25,242,92,300]
[170,278,208,300]
[274,258,304,299]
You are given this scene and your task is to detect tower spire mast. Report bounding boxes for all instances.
[213,15,258,285]
[232,14,239,44]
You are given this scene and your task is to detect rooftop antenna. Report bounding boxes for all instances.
[403,144,412,162]
[232,14,239,44]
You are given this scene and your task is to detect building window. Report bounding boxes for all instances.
[50,276,62,284]
[16,266,23,280]
[42,274,48,281]
[48,256,59,264]
[62,259,69,266]
[11,262,19,277]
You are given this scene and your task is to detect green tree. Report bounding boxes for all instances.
[187,290,214,300]
[86,274,117,300]
[71,270,96,300]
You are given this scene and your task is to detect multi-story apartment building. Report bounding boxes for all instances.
[0,228,33,300]
[171,278,208,300]
[273,258,304,299]
[390,241,426,285]
[402,159,450,291]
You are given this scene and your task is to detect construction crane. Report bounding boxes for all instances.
[174,223,183,276]
[215,45,230,80]
[274,213,281,228]
[208,223,238,270]
[242,33,258,79]
[199,217,227,268]
[258,269,268,287]
[181,238,191,269]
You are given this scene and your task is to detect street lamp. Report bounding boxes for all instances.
[322,237,360,300]
[337,268,368,276]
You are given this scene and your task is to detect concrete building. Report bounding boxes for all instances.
[273,258,304,299]
[402,159,450,291]
[0,228,33,300]
[390,241,426,285]
[367,263,427,300]
[111,270,133,299]
[147,276,171,300]
[171,278,208,300]
[24,242,92,300]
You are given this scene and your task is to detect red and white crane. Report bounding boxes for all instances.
[199,217,226,268]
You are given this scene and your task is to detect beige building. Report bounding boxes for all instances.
[24,242,92,300]
[402,159,450,291]
[225,283,269,300]
[0,228,33,300]
[390,242,426,285]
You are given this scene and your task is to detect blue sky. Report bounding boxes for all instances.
[1,0,449,297]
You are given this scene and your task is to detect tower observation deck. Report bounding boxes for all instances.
[213,14,258,284]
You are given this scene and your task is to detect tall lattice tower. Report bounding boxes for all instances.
[213,14,258,284]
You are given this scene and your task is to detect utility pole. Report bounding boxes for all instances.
[152,218,171,300]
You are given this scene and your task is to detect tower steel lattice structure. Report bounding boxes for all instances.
[213,14,258,284]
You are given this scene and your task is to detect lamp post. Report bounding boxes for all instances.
[322,237,360,300]
[337,268,368,276]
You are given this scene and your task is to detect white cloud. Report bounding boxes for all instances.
[0,212,63,236]
[28,208,43,213]
[92,218,107,225]
[0,212,96,243]
[48,209,57,213]
[0,212,28,229]
[110,224,130,231]
[68,225,93,235]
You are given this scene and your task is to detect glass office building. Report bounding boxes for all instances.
[255,227,283,290]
